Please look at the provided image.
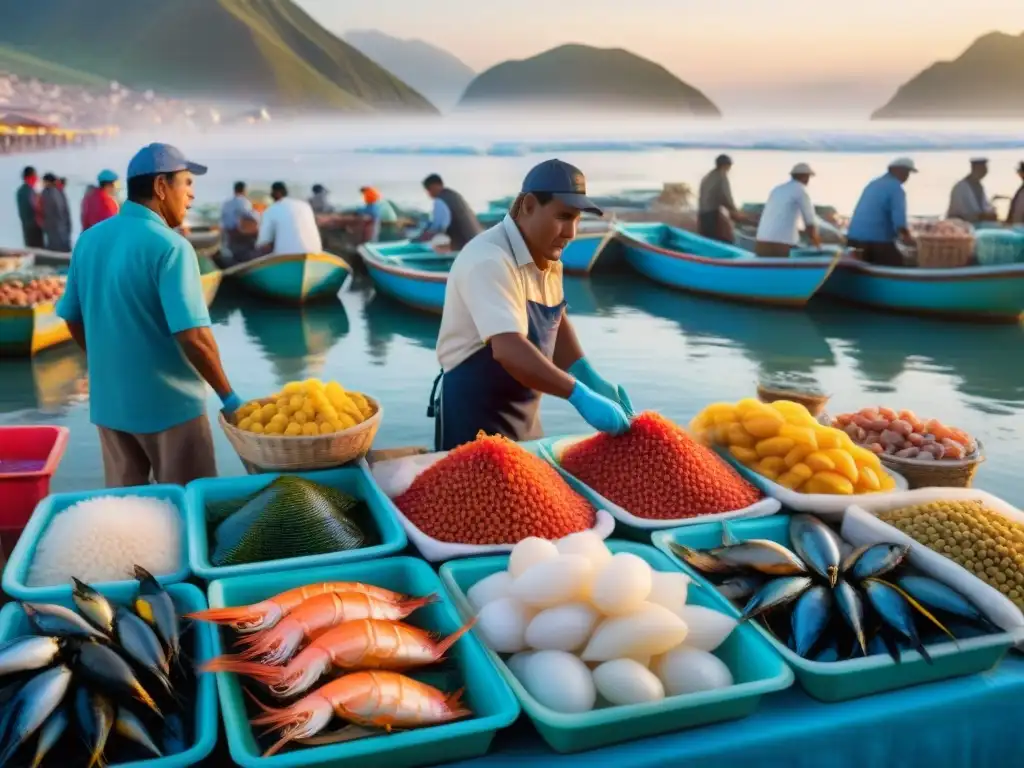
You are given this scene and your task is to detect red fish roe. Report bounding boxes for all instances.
[561,411,763,520]
[394,433,596,544]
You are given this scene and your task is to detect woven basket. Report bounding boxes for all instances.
[915,235,975,269]
[219,395,382,471]
[878,441,985,490]
[756,384,831,417]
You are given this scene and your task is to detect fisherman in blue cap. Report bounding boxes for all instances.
[429,158,633,450]
[57,143,245,487]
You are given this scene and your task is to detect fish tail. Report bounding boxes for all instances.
[883,580,959,646]
[202,656,286,685]
[915,638,934,665]
[433,618,477,660]
[134,683,163,718]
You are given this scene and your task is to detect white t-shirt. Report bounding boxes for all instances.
[256,197,323,255]
[755,179,816,246]
[437,215,564,372]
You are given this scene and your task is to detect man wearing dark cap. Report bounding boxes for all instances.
[308,183,332,214]
[256,181,322,256]
[1008,162,1024,225]
[430,159,632,450]
[416,173,483,251]
[697,154,745,243]
[56,142,244,487]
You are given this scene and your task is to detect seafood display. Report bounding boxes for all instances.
[878,501,1024,611]
[193,580,472,756]
[206,476,376,567]
[668,514,1001,664]
[0,568,191,765]
[691,399,897,495]
[832,407,978,461]
[469,532,740,713]
[232,378,376,436]
[394,433,596,545]
[0,273,65,307]
[558,411,764,519]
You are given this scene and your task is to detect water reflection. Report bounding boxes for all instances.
[362,292,440,364]
[0,344,88,415]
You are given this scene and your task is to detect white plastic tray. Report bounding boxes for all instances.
[370,450,615,563]
[841,488,1024,640]
[547,436,781,530]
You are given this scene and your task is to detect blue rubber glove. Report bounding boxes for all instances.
[220,391,244,416]
[568,381,631,436]
[569,357,635,418]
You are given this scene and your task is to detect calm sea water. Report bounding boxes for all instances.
[1,117,1022,503]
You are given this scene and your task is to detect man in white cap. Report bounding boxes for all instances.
[947,158,997,223]
[753,162,820,257]
[846,158,918,266]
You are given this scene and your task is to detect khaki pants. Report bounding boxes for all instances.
[754,241,794,258]
[98,415,217,488]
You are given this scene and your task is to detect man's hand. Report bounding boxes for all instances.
[569,357,635,417]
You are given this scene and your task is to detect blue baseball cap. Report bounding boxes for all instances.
[97,169,118,184]
[521,159,602,216]
[126,142,208,180]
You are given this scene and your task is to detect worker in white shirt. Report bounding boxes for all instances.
[753,163,821,257]
[947,158,998,223]
[256,181,323,256]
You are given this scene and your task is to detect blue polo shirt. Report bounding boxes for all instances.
[56,201,211,434]
[847,173,908,243]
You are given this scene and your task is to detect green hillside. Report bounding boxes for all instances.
[873,31,1024,119]
[0,0,437,113]
[458,44,720,115]
[0,45,107,88]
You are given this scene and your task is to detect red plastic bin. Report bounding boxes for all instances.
[0,426,70,554]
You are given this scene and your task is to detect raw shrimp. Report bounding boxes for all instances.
[203,618,476,698]
[233,592,437,665]
[250,670,471,756]
[185,582,409,634]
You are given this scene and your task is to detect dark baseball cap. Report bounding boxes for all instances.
[127,142,207,180]
[521,159,602,215]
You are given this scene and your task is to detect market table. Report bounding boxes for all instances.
[449,657,1024,768]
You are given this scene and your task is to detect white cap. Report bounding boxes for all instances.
[791,162,814,176]
[889,157,918,172]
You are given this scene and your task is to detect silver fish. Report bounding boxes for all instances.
[74,686,115,768]
[72,578,116,635]
[843,543,910,582]
[717,574,765,602]
[790,585,833,658]
[29,706,68,768]
[789,515,842,587]
[740,575,814,621]
[74,641,162,717]
[115,707,163,758]
[115,606,170,679]
[0,664,73,765]
[862,578,935,663]
[896,576,998,632]
[23,603,106,640]
[833,580,868,657]
[134,566,181,667]
[670,540,807,577]
[0,635,62,678]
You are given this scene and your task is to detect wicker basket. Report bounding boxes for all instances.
[756,384,831,417]
[915,235,975,269]
[878,441,985,490]
[219,395,382,471]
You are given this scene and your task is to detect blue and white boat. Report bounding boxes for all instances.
[222,252,352,304]
[358,241,453,314]
[475,213,614,275]
[614,222,841,307]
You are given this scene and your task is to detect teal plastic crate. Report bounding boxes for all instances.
[438,540,793,754]
[0,581,218,768]
[652,517,1023,703]
[206,556,520,768]
[2,484,189,601]
[185,462,407,581]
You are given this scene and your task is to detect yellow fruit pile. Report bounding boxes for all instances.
[690,398,897,496]
[234,379,375,437]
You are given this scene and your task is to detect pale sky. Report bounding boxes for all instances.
[296,0,1024,111]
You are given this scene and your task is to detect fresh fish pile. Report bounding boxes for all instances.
[190,581,472,756]
[0,566,190,766]
[669,514,1000,664]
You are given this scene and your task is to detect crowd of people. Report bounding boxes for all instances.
[15,165,122,253]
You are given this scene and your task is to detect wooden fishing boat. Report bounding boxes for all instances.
[0,301,72,356]
[185,225,221,272]
[222,252,352,304]
[200,269,223,307]
[614,222,841,307]
[820,253,1024,323]
[358,241,453,314]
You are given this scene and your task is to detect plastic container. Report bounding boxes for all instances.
[185,460,407,581]
[716,447,908,516]
[2,484,189,602]
[0,425,69,552]
[974,228,1024,266]
[652,517,1023,703]
[370,446,615,562]
[439,540,793,753]
[207,557,520,768]
[0,581,218,768]
[539,435,781,540]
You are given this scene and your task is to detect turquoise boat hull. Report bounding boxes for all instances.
[359,241,453,314]
[223,252,352,304]
[821,256,1024,323]
[616,222,840,307]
